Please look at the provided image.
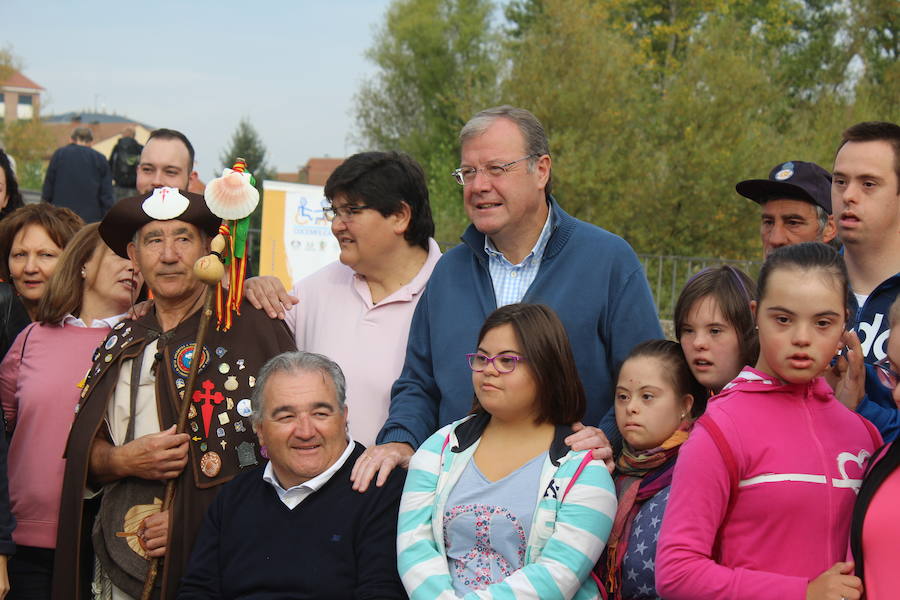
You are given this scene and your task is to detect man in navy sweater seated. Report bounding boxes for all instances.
[178,352,407,599]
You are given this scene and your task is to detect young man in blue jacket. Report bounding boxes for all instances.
[831,121,900,441]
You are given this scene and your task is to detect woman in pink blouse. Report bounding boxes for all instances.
[0,223,142,599]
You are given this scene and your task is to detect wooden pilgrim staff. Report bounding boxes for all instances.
[140,159,260,600]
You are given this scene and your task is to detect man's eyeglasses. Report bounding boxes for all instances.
[466,352,526,374]
[451,154,538,186]
[874,356,900,390]
[322,203,373,222]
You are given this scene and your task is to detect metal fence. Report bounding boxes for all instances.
[236,231,761,323]
[638,254,761,320]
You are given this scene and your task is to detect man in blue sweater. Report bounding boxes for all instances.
[830,121,900,441]
[351,106,662,491]
[179,351,406,599]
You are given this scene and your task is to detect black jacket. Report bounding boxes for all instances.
[42,143,114,223]
[0,283,30,363]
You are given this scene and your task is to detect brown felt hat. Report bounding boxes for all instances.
[99,188,221,258]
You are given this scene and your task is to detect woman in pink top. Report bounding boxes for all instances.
[656,242,880,600]
[0,223,142,599]
[851,296,900,600]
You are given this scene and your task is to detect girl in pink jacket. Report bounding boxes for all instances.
[656,242,881,600]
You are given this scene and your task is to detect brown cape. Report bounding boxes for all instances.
[52,299,295,599]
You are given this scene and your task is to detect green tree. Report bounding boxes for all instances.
[219,117,274,189]
[354,0,502,243]
[629,14,787,258]
[0,47,54,190]
[502,0,815,258]
[850,0,899,87]
[219,117,274,272]
[355,0,898,260]
[501,0,900,260]
[601,0,897,117]
[0,46,17,84]
[503,0,543,39]
[501,0,647,226]
[2,118,55,189]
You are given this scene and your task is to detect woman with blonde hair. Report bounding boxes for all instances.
[0,223,142,599]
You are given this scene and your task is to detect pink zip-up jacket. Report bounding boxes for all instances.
[655,368,881,600]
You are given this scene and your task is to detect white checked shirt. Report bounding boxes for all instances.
[484,208,554,307]
[262,436,356,509]
[61,313,125,328]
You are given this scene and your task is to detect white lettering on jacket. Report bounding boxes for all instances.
[856,312,889,361]
[738,449,871,495]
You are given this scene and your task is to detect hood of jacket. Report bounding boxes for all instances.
[716,366,836,404]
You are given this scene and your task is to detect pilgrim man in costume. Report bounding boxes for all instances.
[52,185,296,600]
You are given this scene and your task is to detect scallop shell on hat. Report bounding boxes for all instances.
[204,168,260,220]
[142,187,190,220]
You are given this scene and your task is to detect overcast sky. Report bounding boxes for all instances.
[5,0,397,175]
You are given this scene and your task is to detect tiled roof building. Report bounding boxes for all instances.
[0,70,44,122]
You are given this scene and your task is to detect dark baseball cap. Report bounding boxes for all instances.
[736,161,832,214]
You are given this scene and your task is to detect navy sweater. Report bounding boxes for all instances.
[41,143,114,223]
[851,271,900,441]
[178,443,406,599]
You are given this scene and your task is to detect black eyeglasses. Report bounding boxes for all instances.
[466,352,526,373]
[874,356,900,390]
[322,204,373,222]
[451,154,538,186]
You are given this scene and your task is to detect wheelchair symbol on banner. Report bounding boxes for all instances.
[294,197,328,226]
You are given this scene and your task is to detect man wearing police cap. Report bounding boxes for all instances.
[52,187,295,599]
[736,160,837,257]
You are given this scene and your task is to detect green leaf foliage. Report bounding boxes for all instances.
[219,117,274,190]
[219,117,274,273]
[357,0,900,258]
[353,0,502,243]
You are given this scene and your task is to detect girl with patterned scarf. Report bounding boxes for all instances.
[597,340,706,599]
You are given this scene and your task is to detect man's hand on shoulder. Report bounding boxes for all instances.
[350,442,414,493]
[566,422,614,473]
[129,299,153,320]
[244,275,298,320]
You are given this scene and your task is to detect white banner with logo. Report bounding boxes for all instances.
[260,181,340,287]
